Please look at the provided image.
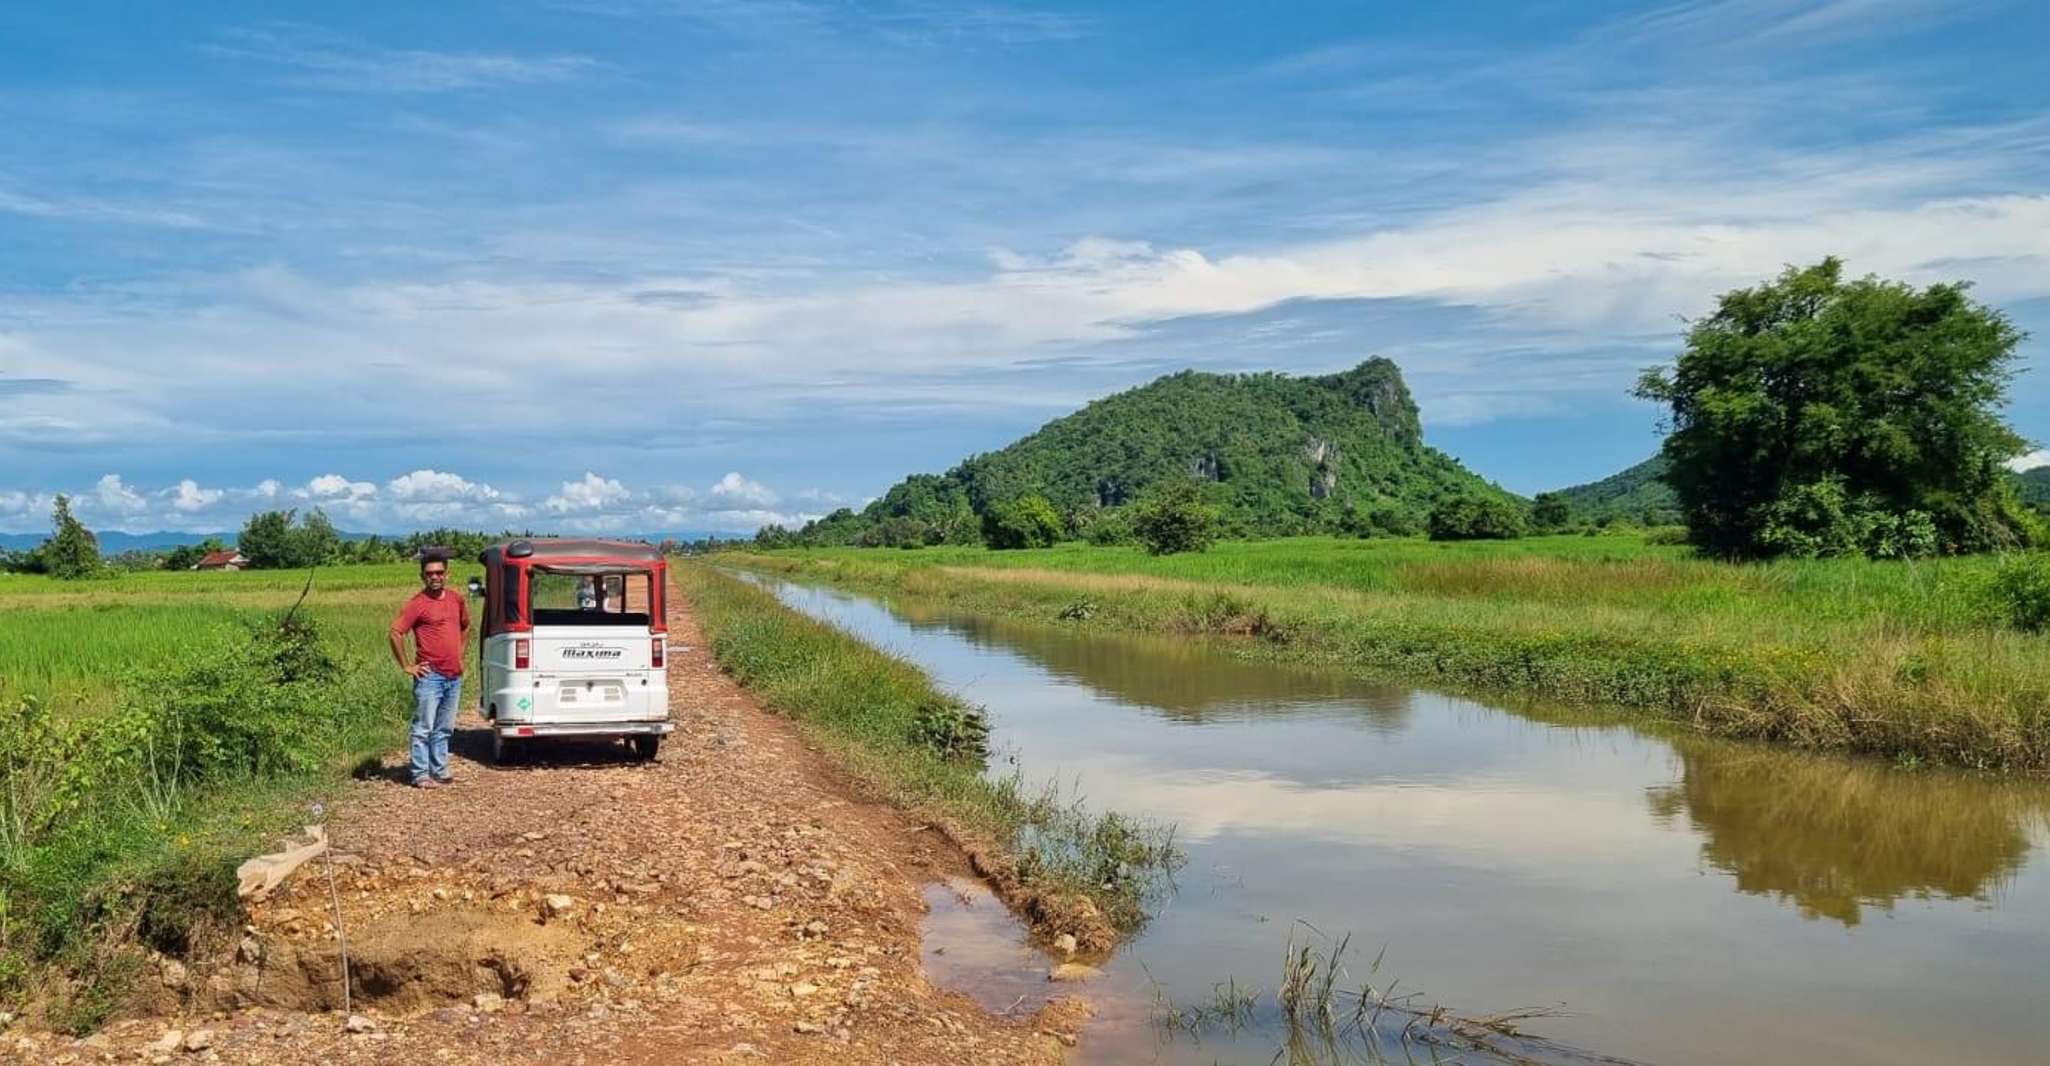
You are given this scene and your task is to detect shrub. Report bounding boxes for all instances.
[1,611,391,1021]
[1131,482,1218,556]
[1083,508,1135,546]
[1531,491,1572,530]
[1341,502,1421,539]
[856,515,932,549]
[1987,553,2050,632]
[981,496,1064,550]
[910,697,991,760]
[1365,503,1422,538]
[1756,478,1940,559]
[1644,525,1692,546]
[1427,495,1527,541]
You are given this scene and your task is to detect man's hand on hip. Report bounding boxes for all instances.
[407,661,431,679]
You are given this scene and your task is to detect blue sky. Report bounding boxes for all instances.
[3,0,2048,534]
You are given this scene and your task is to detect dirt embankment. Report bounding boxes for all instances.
[8,594,1084,1065]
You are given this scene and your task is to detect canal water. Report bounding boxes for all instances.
[749,574,2050,1065]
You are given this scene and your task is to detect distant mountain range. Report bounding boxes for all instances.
[2016,466,2050,506]
[0,530,231,553]
[1553,456,1682,524]
[1551,455,2050,523]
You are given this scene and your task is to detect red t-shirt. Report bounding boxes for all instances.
[392,589,470,677]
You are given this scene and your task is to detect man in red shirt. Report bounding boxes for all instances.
[389,553,471,788]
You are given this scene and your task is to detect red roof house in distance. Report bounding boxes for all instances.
[194,550,249,571]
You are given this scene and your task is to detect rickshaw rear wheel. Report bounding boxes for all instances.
[492,730,518,765]
[629,735,661,761]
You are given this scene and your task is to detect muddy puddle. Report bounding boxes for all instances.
[756,575,2050,1065]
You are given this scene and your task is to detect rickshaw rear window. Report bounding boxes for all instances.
[528,568,653,627]
[501,563,520,623]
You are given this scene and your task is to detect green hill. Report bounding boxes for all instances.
[1554,456,1681,524]
[776,359,1517,545]
[2017,466,2050,508]
[1557,455,2050,524]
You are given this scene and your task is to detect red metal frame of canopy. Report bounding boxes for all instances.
[475,538,668,637]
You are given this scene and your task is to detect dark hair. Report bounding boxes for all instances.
[418,547,453,572]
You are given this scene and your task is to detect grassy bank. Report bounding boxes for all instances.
[0,564,457,1031]
[714,536,2050,772]
[676,563,1176,947]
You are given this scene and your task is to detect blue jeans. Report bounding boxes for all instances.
[410,669,463,783]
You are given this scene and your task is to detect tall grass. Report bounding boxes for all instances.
[678,563,1178,941]
[1151,922,1577,1064]
[0,564,470,712]
[717,537,2050,771]
[0,565,447,1031]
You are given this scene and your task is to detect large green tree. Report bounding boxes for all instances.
[237,510,301,569]
[297,508,343,565]
[41,495,101,579]
[1131,480,1219,555]
[1636,258,2034,558]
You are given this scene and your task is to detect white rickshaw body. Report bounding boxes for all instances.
[473,538,672,762]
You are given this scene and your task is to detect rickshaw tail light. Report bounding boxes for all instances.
[651,637,664,668]
[514,638,530,670]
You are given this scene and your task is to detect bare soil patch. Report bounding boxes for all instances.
[11,591,1080,1065]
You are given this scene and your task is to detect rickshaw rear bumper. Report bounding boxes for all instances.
[494,720,674,738]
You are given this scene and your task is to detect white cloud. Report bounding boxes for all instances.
[208,25,599,93]
[91,474,148,515]
[707,471,778,507]
[0,490,48,518]
[386,468,501,502]
[164,479,224,513]
[2009,450,2050,473]
[544,472,633,514]
[297,474,377,501]
[0,469,812,534]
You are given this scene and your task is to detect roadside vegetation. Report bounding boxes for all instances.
[0,563,455,1032]
[676,562,1178,946]
[716,535,2050,771]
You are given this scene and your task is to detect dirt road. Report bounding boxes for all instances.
[21,594,1083,1065]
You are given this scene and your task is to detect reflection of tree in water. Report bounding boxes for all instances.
[887,599,1416,731]
[1648,738,2050,926]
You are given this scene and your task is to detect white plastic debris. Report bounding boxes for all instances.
[236,825,329,900]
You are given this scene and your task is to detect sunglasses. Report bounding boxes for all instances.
[423,569,448,577]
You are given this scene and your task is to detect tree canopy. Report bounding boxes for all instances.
[40,495,101,579]
[1636,258,2036,558]
[1131,480,1219,555]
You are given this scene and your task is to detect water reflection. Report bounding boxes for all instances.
[749,571,2050,1065]
[1648,737,2050,925]
[889,599,1416,730]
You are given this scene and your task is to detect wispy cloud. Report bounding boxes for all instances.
[545,0,1089,46]
[0,186,210,229]
[1605,0,1959,49]
[206,24,599,92]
